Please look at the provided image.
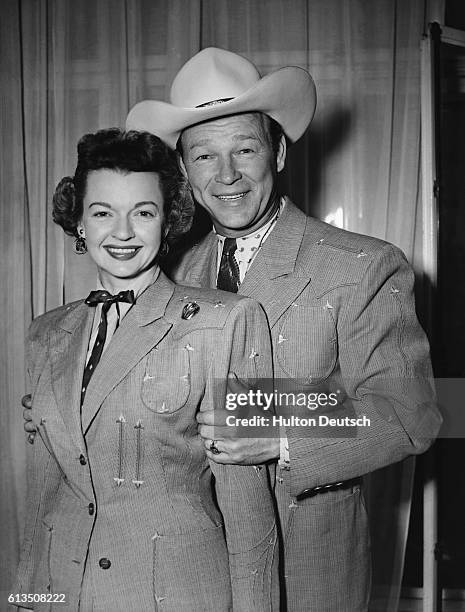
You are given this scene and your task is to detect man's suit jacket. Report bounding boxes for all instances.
[173,199,442,612]
[15,272,278,612]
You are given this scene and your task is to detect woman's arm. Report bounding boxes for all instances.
[203,298,279,611]
[13,322,62,604]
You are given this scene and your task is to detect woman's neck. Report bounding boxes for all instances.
[97,266,160,298]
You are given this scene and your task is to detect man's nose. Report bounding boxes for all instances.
[112,216,135,240]
[215,155,241,184]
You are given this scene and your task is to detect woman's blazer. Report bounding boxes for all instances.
[15,271,278,611]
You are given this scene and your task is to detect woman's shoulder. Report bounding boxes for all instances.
[28,299,84,341]
[167,284,261,331]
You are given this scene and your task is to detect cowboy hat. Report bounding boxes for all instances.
[126,47,316,148]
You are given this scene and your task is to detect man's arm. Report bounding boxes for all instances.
[199,373,280,465]
[200,243,442,497]
[286,243,442,495]
[21,394,36,443]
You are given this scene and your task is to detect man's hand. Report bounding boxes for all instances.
[21,394,36,444]
[197,373,280,465]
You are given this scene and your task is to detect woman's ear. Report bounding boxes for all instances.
[77,223,86,238]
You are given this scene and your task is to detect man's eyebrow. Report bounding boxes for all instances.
[188,139,209,151]
[232,134,260,142]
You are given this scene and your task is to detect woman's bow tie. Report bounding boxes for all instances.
[85,289,135,307]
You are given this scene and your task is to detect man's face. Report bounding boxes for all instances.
[180,113,286,237]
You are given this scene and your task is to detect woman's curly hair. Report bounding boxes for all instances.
[52,128,194,253]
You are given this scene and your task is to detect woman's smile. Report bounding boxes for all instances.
[103,245,143,260]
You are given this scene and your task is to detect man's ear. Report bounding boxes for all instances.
[178,152,189,180]
[276,134,287,173]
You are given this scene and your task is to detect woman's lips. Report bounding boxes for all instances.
[103,246,142,260]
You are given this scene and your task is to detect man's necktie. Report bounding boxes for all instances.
[81,290,135,405]
[217,237,240,293]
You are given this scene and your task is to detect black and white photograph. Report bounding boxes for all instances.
[1,1,464,611]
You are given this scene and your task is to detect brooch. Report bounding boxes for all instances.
[182,301,200,320]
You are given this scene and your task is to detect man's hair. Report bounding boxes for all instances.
[52,128,194,249]
[176,112,284,160]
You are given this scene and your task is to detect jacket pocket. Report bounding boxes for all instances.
[34,518,54,597]
[276,304,337,383]
[151,526,231,611]
[141,347,191,414]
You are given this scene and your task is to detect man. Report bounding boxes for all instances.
[26,48,441,610]
[124,48,442,611]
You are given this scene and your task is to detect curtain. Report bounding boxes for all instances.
[0,1,433,609]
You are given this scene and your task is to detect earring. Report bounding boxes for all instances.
[74,236,87,254]
[159,242,169,257]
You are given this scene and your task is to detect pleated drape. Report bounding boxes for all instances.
[0,2,435,610]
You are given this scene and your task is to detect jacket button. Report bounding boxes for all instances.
[99,558,111,569]
[88,503,94,516]
[79,454,87,465]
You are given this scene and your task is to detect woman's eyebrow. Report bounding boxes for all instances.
[134,201,157,208]
[88,201,111,209]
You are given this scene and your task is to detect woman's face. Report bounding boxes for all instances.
[78,169,165,289]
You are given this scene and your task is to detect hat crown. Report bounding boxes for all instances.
[170,47,261,109]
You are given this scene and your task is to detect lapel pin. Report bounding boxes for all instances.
[182,301,200,320]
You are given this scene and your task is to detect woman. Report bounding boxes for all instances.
[14,129,278,611]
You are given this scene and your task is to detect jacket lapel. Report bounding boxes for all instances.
[179,200,322,328]
[49,302,93,452]
[81,273,175,434]
[239,199,313,328]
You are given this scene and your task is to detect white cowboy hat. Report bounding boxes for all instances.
[126,47,316,148]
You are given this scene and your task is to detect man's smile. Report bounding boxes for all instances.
[215,192,249,201]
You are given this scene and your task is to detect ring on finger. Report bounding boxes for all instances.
[209,439,221,455]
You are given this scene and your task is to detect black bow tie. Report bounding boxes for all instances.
[85,289,135,307]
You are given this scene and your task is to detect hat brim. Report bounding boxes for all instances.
[126,66,316,148]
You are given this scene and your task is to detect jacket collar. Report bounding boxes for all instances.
[248,196,308,279]
[50,271,177,439]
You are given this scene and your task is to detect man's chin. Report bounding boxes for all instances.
[213,217,255,237]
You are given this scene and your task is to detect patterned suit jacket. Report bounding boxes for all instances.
[172,198,442,612]
[15,272,278,612]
